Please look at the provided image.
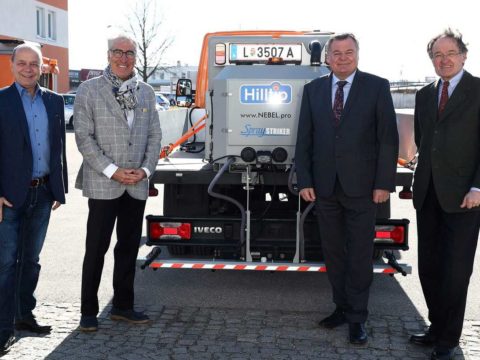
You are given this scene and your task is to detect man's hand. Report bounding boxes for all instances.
[0,197,13,222]
[111,168,146,185]
[111,168,140,185]
[299,188,316,202]
[460,190,480,209]
[129,169,147,183]
[373,189,390,204]
[52,201,61,210]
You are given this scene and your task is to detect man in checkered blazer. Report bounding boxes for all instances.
[74,34,161,332]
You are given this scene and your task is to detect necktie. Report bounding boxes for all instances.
[438,80,449,115]
[333,80,347,125]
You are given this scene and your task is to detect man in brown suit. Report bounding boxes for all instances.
[410,29,480,360]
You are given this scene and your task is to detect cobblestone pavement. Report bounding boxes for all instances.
[2,303,480,360]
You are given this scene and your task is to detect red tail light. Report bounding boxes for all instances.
[374,225,405,244]
[399,186,413,200]
[150,222,191,240]
[149,187,159,197]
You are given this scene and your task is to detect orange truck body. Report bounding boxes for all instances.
[195,30,322,109]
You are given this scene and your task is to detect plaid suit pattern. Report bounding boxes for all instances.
[74,76,162,200]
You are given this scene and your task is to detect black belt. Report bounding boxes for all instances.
[30,175,49,187]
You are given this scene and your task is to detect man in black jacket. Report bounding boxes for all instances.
[409,29,480,360]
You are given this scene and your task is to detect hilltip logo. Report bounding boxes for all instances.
[240,82,292,104]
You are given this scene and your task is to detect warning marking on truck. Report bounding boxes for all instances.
[146,261,410,274]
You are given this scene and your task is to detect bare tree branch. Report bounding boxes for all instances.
[123,0,174,82]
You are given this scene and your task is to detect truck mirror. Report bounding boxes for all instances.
[309,40,321,66]
[176,78,193,107]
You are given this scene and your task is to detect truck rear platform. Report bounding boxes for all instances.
[138,30,415,276]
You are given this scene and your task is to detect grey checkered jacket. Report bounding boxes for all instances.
[74,76,162,200]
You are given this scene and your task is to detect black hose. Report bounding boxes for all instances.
[208,90,214,163]
[207,157,246,251]
[288,162,298,196]
[185,146,205,154]
[288,161,314,261]
[184,106,200,145]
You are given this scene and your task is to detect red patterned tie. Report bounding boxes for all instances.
[438,80,449,115]
[333,80,347,125]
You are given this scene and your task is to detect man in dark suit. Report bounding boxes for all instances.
[295,33,398,345]
[409,29,480,360]
[0,44,67,355]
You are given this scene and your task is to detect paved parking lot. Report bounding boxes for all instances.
[2,133,480,359]
[4,303,480,359]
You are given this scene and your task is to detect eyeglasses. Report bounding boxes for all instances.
[432,52,462,61]
[110,49,136,59]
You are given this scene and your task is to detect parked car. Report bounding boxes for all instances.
[155,92,170,111]
[61,94,75,129]
[159,92,177,106]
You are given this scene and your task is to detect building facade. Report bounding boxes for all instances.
[148,61,198,93]
[0,0,69,92]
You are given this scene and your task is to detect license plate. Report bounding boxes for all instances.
[230,44,302,62]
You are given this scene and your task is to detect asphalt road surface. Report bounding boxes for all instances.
[38,132,480,318]
[4,131,479,360]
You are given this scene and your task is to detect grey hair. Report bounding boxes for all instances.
[107,34,137,51]
[326,33,360,53]
[11,43,43,63]
[427,28,468,59]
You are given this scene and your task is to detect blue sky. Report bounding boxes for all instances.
[69,0,480,82]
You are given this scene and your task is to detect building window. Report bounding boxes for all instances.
[36,7,45,38]
[47,11,56,40]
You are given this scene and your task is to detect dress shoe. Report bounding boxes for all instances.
[410,328,437,346]
[431,346,456,360]
[110,308,150,324]
[0,331,15,355]
[318,308,346,329]
[79,315,98,332]
[349,322,368,345]
[15,316,51,334]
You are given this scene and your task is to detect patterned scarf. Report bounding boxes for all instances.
[103,65,138,110]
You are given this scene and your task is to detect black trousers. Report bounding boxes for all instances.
[315,180,376,323]
[417,183,480,348]
[81,192,146,316]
